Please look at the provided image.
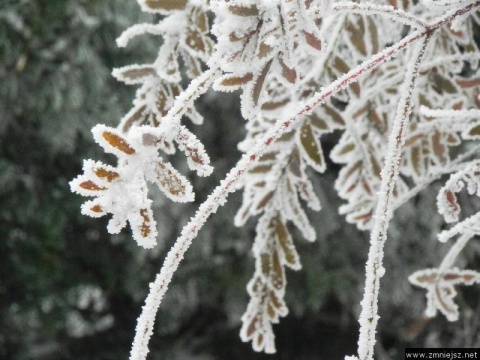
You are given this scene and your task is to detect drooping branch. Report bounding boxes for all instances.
[129,3,480,360]
[354,34,433,360]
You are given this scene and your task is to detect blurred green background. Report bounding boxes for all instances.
[2,1,480,359]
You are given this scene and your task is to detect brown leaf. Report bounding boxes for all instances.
[432,73,457,94]
[288,148,301,177]
[467,124,480,138]
[94,167,120,182]
[300,122,324,170]
[324,104,345,126]
[271,250,284,290]
[246,317,259,338]
[120,66,156,81]
[79,180,106,191]
[228,5,259,16]
[346,19,366,56]
[411,146,423,177]
[102,131,136,155]
[302,30,322,51]
[121,105,147,132]
[256,191,274,210]
[310,113,329,131]
[278,58,297,84]
[367,17,379,54]
[252,59,273,106]
[333,57,360,95]
[416,273,438,284]
[445,190,460,214]
[249,164,273,174]
[144,0,187,11]
[185,30,206,53]
[195,10,209,33]
[275,218,298,267]
[258,42,274,58]
[255,334,265,348]
[431,131,447,163]
[156,88,168,116]
[456,77,480,88]
[267,302,276,320]
[139,209,152,238]
[90,204,104,213]
[154,160,190,198]
[261,253,271,277]
[219,73,253,87]
[338,142,355,156]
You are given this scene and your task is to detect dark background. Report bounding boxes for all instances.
[2,1,480,359]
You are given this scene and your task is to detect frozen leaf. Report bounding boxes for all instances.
[463,123,480,140]
[228,5,259,17]
[274,218,300,269]
[120,105,147,132]
[93,125,136,156]
[112,65,157,85]
[437,164,480,223]
[409,268,480,321]
[213,73,253,92]
[346,18,367,56]
[278,58,297,84]
[151,159,194,202]
[142,0,187,12]
[252,59,273,106]
[298,121,325,172]
[302,30,322,51]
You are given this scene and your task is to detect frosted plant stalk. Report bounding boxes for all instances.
[354,34,432,360]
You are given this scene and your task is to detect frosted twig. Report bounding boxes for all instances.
[356,35,433,360]
[438,212,480,243]
[332,2,427,29]
[439,232,473,270]
[116,23,165,48]
[420,106,480,119]
[160,67,221,130]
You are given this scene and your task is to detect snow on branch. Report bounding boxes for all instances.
[70,0,480,359]
[332,2,427,29]
[354,33,433,360]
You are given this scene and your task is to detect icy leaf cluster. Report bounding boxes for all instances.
[71,0,213,247]
[70,125,196,248]
[70,0,480,359]
[410,162,480,321]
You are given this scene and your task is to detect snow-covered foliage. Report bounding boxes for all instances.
[70,0,480,359]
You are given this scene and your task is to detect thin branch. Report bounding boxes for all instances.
[116,23,165,48]
[420,106,480,118]
[332,2,427,29]
[439,232,473,271]
[160,67,221,129]
[355,34,433,360]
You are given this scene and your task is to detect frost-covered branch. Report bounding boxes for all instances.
[129,2,480,358]
[353,33,433,360]
[69,0,480,358]
[332,2,427,29]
